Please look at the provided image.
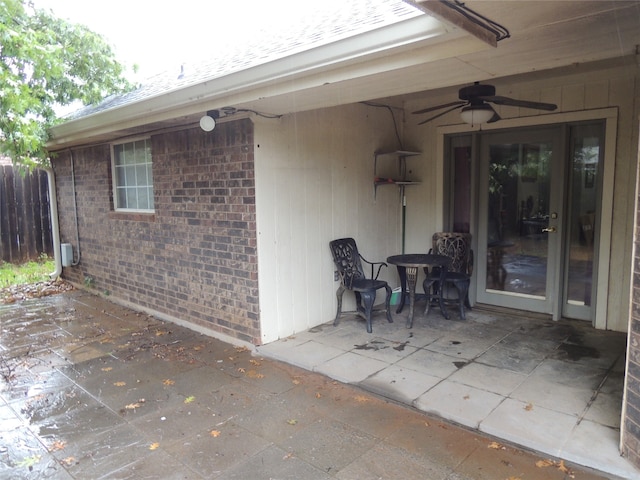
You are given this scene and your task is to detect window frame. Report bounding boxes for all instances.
[110,137,155,213]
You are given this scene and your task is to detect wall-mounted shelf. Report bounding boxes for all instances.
[373,150,421,199]
[374,150,421,254]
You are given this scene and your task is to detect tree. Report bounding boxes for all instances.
[0,0,132,168]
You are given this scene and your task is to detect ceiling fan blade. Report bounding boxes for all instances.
[487,111,501,123]
[482,95,557,111]
[413,101,465,115]
[417,105,464,125]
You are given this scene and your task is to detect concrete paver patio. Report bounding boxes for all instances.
[0,290,629,479]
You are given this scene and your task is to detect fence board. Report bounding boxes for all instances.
[0,166,53,263]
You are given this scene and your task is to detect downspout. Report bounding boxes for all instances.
[44,165,62,279]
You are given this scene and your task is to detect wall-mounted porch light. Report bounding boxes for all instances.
[199,110,219,132]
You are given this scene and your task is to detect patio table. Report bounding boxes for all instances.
[387,253,451,328]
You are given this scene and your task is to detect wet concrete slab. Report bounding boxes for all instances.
[0,290,621,479]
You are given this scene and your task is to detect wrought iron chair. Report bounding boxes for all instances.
[329,238,393,333]
[423,232,473,320]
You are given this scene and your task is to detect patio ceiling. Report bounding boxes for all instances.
[48,1,640,149]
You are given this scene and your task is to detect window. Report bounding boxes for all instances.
[112,138,154,211]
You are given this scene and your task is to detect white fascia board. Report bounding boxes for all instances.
[49,14,485,147]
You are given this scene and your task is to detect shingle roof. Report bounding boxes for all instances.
[64,0,422,120]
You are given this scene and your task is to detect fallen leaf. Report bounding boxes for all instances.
[184,396,195,404]
[287,419,298,425]
[424,421,430,427]
[210,430,221,437]
[149,442,160,450]
[155,330,168,336]
[315,392,322,398]
[235,346,249,352]
[125,402,141,410]
[488,441,506,450]
[101,367,113,372]
[506,477,522,480]
[536,459,555,468]
[17,455,41,467]
[463,394,470,400]
[193,345,203,351]
[283,452,294,460]
[354,395,370,403]
[246,370,264,379]
[557,460,573,476]
[292,378,301,385]
[114,381,126,387]
[237,367,246,373]
[163,379,175,386]
[48,440,66,452]
[60,457,76,467]
[249,359,261,366]
[524,403,534,411]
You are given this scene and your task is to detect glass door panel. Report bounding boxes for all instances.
[563,123,604,320]
[477,128,563,315]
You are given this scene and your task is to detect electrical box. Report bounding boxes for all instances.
[61,243,73,267]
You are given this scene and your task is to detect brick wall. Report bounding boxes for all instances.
[623,185,640,467]
[52,119,260,344]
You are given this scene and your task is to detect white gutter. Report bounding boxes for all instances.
[44,166,62,279]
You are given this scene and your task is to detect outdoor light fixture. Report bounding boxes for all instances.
[199,110,219,132]
[460,103,495,125]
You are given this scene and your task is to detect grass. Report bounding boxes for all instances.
[0,255,55,288]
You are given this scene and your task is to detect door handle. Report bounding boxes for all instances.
[542,227,556,233]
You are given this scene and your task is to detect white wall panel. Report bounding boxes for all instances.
[255,104,404,343]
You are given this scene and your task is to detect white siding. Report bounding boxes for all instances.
[254,104,409,343]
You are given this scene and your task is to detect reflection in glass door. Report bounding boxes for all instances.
[449,123,604,321]
[563,123,604,321]
[477,128,563,315]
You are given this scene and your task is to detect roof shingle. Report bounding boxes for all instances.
[64,0,422,120]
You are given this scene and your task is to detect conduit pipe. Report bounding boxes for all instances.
[44,165,62,279]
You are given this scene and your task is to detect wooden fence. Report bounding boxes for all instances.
[0,165,53,264]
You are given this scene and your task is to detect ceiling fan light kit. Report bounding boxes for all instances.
[414,82,558,126]
[460,104,496,125]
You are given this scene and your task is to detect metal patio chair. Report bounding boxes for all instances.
[329,238,393,333]
[423,232,473,320]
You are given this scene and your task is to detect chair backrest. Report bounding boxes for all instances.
[432,232,473,275]
[579,213,595,248]
[329,238,365,286]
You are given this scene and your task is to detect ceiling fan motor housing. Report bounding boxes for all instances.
[459,83,495,102]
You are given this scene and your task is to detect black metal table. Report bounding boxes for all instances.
[387,253,451,328]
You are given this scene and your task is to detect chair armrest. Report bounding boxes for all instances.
[359,254,388,280]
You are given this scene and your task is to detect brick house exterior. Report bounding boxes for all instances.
[53,120,260,344]
[625,178,640,466]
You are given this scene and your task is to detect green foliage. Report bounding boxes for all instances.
[0,255,55,287]
[0,0,132,168]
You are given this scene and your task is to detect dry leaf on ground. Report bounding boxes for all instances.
[48,440,66,452]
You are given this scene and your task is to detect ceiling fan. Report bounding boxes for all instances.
[413,82,558,126]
